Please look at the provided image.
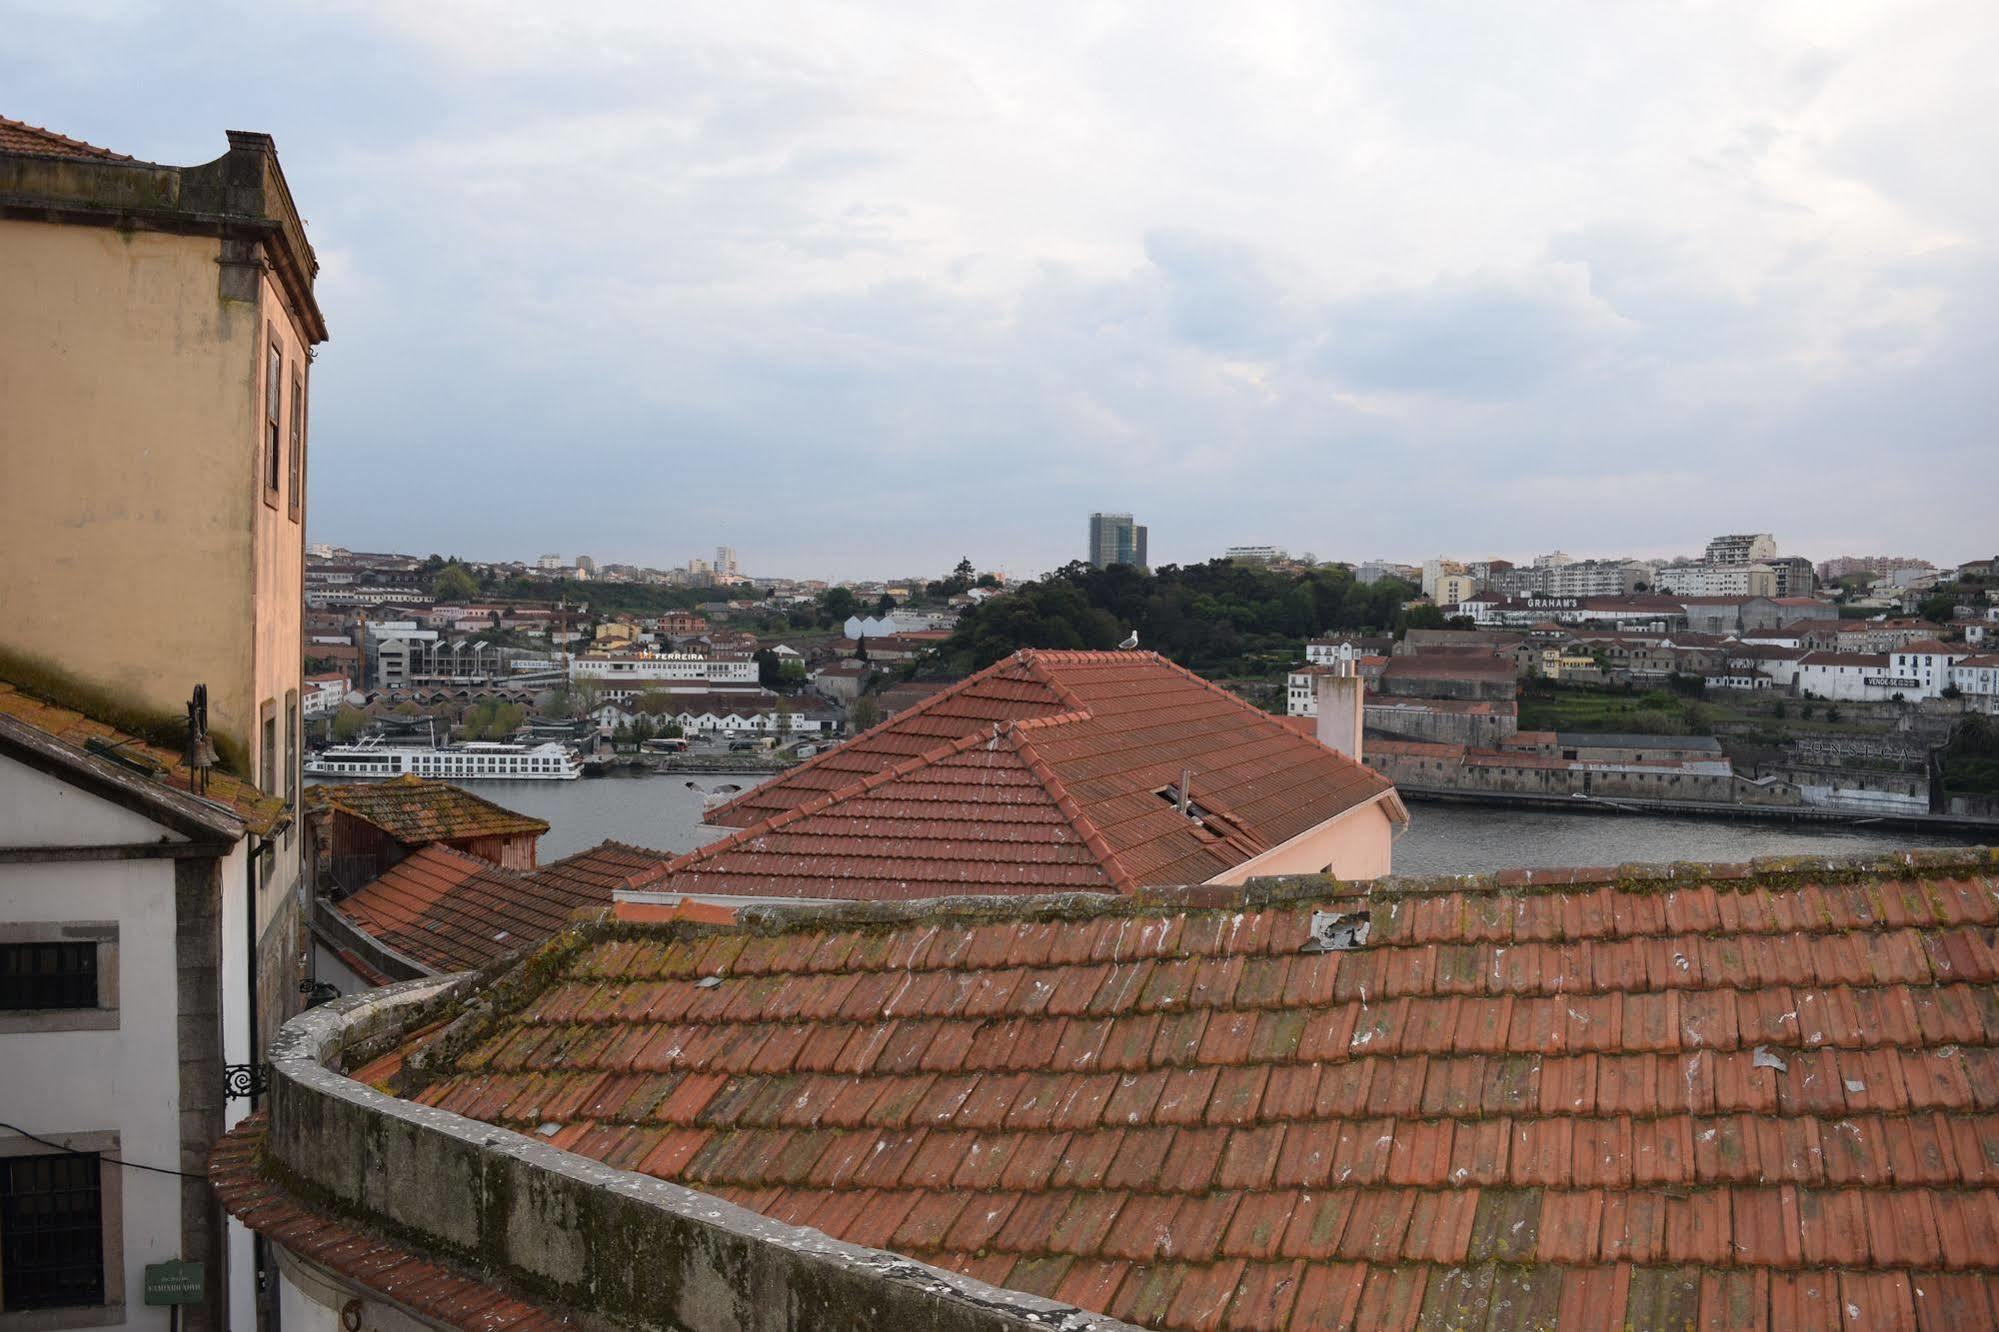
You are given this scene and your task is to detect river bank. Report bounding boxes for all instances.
[327,772,1985,871]
[1397,786,1999,836]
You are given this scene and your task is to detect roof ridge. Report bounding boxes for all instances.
[1007,724,1140,893]
[1013,650,1095,713]
[702,651,1049,825]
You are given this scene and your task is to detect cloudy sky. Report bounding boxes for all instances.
[7,2,1994,579]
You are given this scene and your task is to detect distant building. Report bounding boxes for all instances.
[569,651,759,695]
[1705,533,1778,565]
[1817,554,1931,582]
[1655,563,1779,598]
[1224,544,1287,563]
[1355,560,1418,585]
[1420,558,1464,598]
[715,546,738,576]
[1538,558,1652,598]
[1765,555,1816,597]
[574,554,595,573]
[535,553,563,570]
[1087,512,1148,569]
[1432,572,1479,608]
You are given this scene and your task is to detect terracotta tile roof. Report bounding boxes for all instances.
[336,842,630,975]
[210,1117,575,1331]
[411,849,1999,1330]
[305,774,549,847]
[529,839,671,899]
[655,650,1397,900]
[0,115,132,161]
[1380,655,1515,680]
[0,681,284,836]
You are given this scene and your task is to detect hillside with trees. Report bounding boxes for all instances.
[937,561,1428,676]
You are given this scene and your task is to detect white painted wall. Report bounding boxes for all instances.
[0,853,181,1332]
[1,753,251,1332]
[0,753,185,847]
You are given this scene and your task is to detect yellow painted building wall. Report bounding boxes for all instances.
[0,221,308,768]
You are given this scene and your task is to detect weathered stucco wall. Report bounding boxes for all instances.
[0,222,262,743]
[1208,797,1398,884]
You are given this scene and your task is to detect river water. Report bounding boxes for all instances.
[328,773,1984,876]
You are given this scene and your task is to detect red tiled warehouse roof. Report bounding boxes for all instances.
[647,650,1397,901]
[409,849,1999,1330]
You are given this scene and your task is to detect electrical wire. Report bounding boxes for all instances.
[0,1120,207,1181]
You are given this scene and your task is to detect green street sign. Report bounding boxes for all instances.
[144,1260,204,1306]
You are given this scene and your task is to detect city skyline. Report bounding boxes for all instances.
[7,4,1995,578]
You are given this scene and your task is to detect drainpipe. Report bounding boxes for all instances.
[245,835,260,1106]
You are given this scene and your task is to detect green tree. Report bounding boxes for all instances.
[431,562,479,602]
[818,587,859,625]
[331,705,369,742]
[1918,590,1958,625]
[459,699,525,741]
[849,695,880,732]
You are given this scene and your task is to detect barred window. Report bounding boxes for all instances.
[0,943,97,1011]
[0,1153,104,1310]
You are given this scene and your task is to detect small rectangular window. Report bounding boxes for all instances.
[0,1152,105,1311]
[265,332,283,505]
[288,366,304,522]
[286,690,300,811]
[261,702,278,797]
[0,943,98,1011]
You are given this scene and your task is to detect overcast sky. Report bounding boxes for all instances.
[7,2,1994,579]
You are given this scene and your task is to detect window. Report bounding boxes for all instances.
[287,366,304,522]
[265,332,283,506]
[261,701,278,797]
[1,1153,104,1311]
[0,944,96,1012]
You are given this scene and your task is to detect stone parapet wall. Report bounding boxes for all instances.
[261,974,1135,1332]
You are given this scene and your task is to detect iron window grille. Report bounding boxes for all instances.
[0,942,98,1011]
[1,1153,104,1311]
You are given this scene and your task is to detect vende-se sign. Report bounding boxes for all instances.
[1863,677,1922,688]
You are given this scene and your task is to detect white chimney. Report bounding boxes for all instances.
[1314,660,1364,763]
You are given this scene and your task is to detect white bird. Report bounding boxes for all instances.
[1118,630,1140,650]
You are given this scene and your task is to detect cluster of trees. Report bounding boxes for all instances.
[459,698,525,741]
[936,560,1427,676]
[754,648,808,690]
[1942,714,1999,796]
[925,557,1001,599]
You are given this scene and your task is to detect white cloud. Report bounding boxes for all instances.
[4,0,1994,572]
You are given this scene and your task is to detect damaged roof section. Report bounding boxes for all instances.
[409,848,1999,1330]
[306,774,549,848]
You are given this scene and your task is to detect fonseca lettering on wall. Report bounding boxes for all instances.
[1863,677,1923,689]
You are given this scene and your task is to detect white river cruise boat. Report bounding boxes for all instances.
[304,737,583,781]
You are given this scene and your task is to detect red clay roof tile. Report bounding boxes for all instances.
[637,650,1398,902]
[376,850,1999,1329]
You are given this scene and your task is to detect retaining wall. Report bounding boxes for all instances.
[262,974,1134,1332]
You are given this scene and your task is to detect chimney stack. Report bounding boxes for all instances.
[1314,660,1364,764]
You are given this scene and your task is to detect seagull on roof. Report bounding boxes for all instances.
[1118,630,1140,650]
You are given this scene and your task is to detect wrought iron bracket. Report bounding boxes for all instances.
[224,1062,269,1101]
